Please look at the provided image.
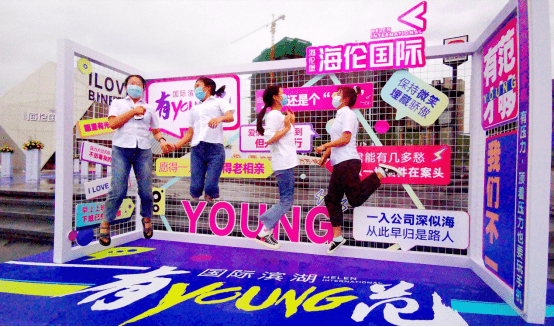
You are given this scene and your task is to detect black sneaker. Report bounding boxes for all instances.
[327,238,346,254]
[378,164,404,177]
[255,234,280,249]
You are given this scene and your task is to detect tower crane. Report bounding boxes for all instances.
[231,14,285,60]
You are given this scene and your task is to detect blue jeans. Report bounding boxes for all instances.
[190,141,225,198]
[103,146,153,223]
[259,167,295,230]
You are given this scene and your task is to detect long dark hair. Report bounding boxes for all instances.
[196,77,225,98]
[339,85,362,107]
[256,85,281,136]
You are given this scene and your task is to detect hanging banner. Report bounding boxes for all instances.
[481,15,518,130]
[325,145,451,185]
[306,37,425,74]
[483,131,517,289]
[145,75,240,139]
[156,158,273,179]
[254,83,373,112]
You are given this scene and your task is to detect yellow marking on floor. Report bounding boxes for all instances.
[0,280,90,296]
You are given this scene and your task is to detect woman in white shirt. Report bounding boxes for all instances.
[254,85,298,249]
[315,86,403,254]
[100,75,173,246]
[172,77,235,203]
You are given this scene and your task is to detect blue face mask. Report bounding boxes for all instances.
[126,85,143,99]
[280,94,288,107]
[194,87,206,101]
[332,95,342,108]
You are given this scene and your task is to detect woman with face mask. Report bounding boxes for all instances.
[253,85,298,249]
[99,75,174,246]
[170,77,235,203]
[315,86,403,254]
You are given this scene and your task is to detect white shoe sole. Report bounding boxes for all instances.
[326,239,346,254]
[255,238,280,249]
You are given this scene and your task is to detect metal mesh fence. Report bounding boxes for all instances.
[72,54,472,255]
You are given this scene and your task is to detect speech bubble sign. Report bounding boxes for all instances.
[80,141,112,166]
[381,70,449,126]
[156,158,273,178]
[75,198,135,230]
[255,83,373,112]
[239,123,319,153]
[353,206,469,251]
[145,75,240,138]
[76,117,114,138]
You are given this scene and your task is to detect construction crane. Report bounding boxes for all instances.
[231,14,285,60]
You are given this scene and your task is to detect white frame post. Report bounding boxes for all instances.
[53,39,74,263]
[522,0,552,323]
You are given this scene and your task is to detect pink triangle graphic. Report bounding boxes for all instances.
[398,1,427,32]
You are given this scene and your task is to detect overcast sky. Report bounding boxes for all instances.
[0,0,553,96]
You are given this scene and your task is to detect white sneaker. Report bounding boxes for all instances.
[327,238,346,254]
[255,234,280,249]
[378,164,404,177]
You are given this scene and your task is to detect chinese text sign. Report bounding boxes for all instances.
[481,16,518,130]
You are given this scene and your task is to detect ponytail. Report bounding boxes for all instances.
[257,106,269,136]
[257,85,282,136]
[215,85,226,98]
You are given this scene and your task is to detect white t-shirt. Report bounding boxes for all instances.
[264,109,299,171]
[108,96,160,149]
[330,106,359,166]
[184,96,235,147]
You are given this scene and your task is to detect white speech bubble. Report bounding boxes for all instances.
[353,206,469,251]
[381,70,449,126]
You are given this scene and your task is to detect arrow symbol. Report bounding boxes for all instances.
[397,1,427,32]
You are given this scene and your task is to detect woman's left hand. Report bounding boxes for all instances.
[208,117,223,128]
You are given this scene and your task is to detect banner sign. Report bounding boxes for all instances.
[306,37,425,74]
[483,131,517,289]
[254,83,373,112]
[156,159,273,179]
[481,15,518,130]
[75,198,135,230]
[76,117,114,138]
[325,145,451,185]
[514,0,529,310]
[84,176,131,200]
[381,70,449,126]
[145,75,240,138]
[239,123,319,153]
[80,141,112,166]
[353,207,469,251]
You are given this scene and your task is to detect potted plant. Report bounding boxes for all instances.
[23,140,44,182]
[1,145,14,178]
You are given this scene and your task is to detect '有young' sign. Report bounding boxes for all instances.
[481,15,518,130]
[306,37,425,74]
[239,123,319,153]
[254,83,373,112]
[353,207,469,251]
[325,145,451,185]
[145,75,240,138]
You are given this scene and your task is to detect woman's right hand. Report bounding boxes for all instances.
[284,112,293,129]
[134,106,147,116]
